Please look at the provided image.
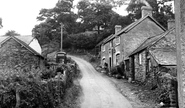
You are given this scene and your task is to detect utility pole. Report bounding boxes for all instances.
[56,22,66,64]
[61,23,64,51]
[175,1,185,107]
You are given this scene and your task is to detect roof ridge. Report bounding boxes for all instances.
[100,14,166,45]
[0,36,43,58]
[12,36,42,56]
[129,28,174,56]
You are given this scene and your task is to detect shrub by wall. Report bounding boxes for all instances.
[141,66,178,107]
[0,57,79,108]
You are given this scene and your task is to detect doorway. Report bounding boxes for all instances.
[109,57,112,71]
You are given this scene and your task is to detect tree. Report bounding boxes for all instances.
[76,0,133,44]
[68,31,98,49]
[5,30,20,36]
[77,0,115,34]
[126,0,174,28]
[36,0,77,34]
[33,0,133,50]
[33,0,78,48]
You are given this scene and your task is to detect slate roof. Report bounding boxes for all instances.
[117,15,166,35]
[96,34,114,47]
[0,35,34,45]
[16,35,34,45]
[129,28,175,56]
[103,15,166,44]
[0,36,43,58]
[150,49,176,65]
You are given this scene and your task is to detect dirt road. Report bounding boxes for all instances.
[70,56,132,108]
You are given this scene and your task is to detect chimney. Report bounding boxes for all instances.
[141,6,152,18]
[115,25,122,34]
[167,19,175,29]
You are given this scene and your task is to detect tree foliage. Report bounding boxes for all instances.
[126,0,174,28]
[0,53,79,108]
[33,0,174,51]
[77,0,114,34]
[68,31,98,49]
[33,0,132,50]
[5,30,20,36]
[33,0,78,46]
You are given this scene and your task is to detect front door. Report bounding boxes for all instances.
[109,57,112,71]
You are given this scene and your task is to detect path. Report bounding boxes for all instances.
[70,56,132,108]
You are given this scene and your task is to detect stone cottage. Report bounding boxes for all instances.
[99,6,166,74]
[128,21,177,107]
[0,35,45,72]
[128,20,176,82]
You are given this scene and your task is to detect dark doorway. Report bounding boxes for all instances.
[125,59,130,79]
[109,57,112,71]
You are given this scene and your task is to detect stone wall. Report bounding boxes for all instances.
[100,41,112,70]
[0,38,45,73]
[121,18,165,60]
[134,50,147,82]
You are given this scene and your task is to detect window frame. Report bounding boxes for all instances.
[139,53,142,64]
[110,42,112,48]
[116,53,120,65]
[115,36,120,45]
[102,44,105,52]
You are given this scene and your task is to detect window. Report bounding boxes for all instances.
[139,53,142,64]
[125,60,130,71]
[102,58,106,66]
[102,45,105,52]
[115,36,120,45]
[110,42,112,48]
[116,53,120,65]
[148,58,151,72]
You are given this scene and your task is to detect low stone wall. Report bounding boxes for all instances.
[144,66,178,107]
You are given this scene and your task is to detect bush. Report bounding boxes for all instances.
[40,69,56,79]
[0,74,55,108]
[68,32,98,50]
[110,66,118,75]
[0,60,79,108]
[89,56,96,62]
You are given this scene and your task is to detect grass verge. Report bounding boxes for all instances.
[59,65,83,108]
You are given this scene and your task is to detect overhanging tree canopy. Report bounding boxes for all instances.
[126,0,174,28]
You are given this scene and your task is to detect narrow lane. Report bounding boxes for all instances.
[70,56,132,108]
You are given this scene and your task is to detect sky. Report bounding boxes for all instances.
[0,0,128,36]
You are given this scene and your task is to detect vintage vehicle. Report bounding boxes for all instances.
[56,51,67,64]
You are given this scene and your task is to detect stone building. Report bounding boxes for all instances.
[128,24,178,106]
[0,35,45,72]
[128,19,175,81]
[99,6,166,74]
[129,27,176,81]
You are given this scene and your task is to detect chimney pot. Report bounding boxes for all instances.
[115,25,122,34]
[141,6,152,18]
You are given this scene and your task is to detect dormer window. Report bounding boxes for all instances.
[115,36,120,45]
